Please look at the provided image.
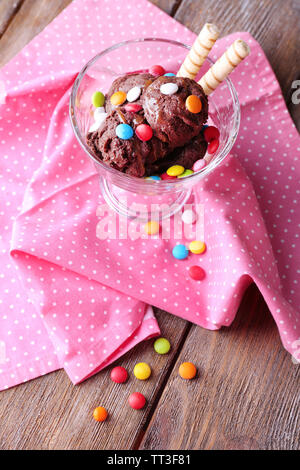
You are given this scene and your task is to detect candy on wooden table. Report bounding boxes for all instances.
[93,406,108,422]
[127,86,142,102]
[166,165,185,177]
[128,392,146,410]
[189,240,206,254]
[160,82,178,95]
[189,265,206,281]
[110,90,127,106]
[172,244,189,260]
[110,366,128,383]
[154,337,171,354]
[92,91,105,107]
[149,64,165,76]
[144,220,160,235]
[134,362,151,380]
[135,123,153,141]
[179,362,197,379]
[185,95,202,114]
[116,123,134,139]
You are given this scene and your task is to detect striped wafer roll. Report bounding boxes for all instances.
[198,39,250,95]
[177,23,220,79]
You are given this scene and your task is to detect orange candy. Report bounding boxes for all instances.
[179,362,197,379]
[185,95,202,114]
[93,406,108,422]
[110,91,127,106]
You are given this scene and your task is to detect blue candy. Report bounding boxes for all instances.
[147,175,161,181]
[164,72,176,77]
[116,123,134,139]
[172,244,189,260]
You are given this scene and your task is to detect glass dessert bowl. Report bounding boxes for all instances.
[70,38,240,221]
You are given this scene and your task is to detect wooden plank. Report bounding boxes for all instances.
[0,310,190,450]
[0,0,24,37]
[150,0,182,16]
[0,0,73,68]
[140,285,300,450]
[173,0,300,101]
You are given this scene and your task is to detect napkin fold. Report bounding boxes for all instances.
[0,0,299,390]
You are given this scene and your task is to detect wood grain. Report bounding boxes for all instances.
[0,0,73,67]
[140,285,300,450]
[0,0,24,37]
[0,310,190,450]
[173,0,300,101]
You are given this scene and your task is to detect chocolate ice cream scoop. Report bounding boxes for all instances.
[86,108,168,177]
[142,76,208,148]
[105,72,154,114]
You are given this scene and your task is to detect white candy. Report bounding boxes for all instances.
[94,107,105,120]
[181,209,197,224]
[88,112,107,133]
[126,86,141,102]
[160,82,178,95]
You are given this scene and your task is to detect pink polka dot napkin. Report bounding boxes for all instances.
[0,0,299,390]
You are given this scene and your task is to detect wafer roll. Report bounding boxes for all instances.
[198,39,250,95]
[177,23,220,79]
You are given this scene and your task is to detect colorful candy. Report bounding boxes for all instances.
[145,175,161,181]
[116,123,134,139]
[204,125,220,142]
[144,220,160,235]
[189,265,205,281]
[164,72,176,76]
[161,173,177,180]
[128,392,146,410]
[160,82,179,95]
[135,123,153,141]
[93,406,108,422]
[94,107,106,120]
[166,165,185,177]
[149,64,165,76]
[179,362,197,379]
[134,362,151,380]
[110,90,127,106]
[110,366,128,383]
[92,91,105,108]
[178,169,194,178]
[189,240,206,254]
[127,86,141,102]
[154,338,171,355]
[185,95,202,114]
[207,138,219,154]
[172,244,188,260]
[124,103,142,113]
[181,209,197,224]
[192,159,206,172]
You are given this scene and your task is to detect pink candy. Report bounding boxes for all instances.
[149,64,165,76]
[192,159,206,172]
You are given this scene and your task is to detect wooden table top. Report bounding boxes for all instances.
[0,0,299,450]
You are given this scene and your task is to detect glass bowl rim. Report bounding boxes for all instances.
[69,37,240,188]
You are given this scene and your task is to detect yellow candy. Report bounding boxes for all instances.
[189,240,206,254]
[166,165,185,177]
[144,220,160,235]
[134,362,151,380]
[110,91,127,106]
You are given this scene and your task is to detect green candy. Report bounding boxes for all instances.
[178,169,194,178]
[92,91,105,108]
[154,338,171,355]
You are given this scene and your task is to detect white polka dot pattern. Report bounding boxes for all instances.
[0,0,299,390]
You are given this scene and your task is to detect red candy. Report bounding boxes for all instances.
[204,126,220,143]
[124,103,143,113]
[135,124,153,141]
[128,392,146,410]
[161,173,177,180]
[189,265,205,281]
[207,138,219,154]
[110,366,128,383]
[149,64,166,76]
